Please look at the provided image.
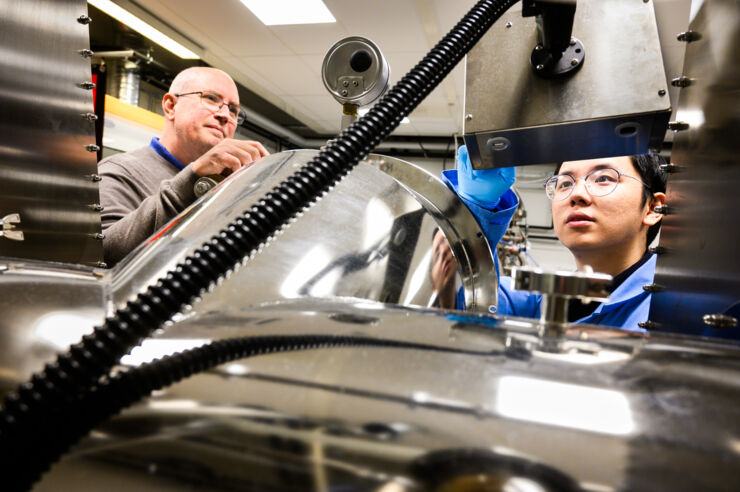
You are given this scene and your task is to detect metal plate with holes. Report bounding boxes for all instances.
[463,0,671,168]
[0,0,103,264]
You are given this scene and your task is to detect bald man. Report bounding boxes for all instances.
[98,67,269,266]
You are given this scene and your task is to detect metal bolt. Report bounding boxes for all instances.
[465,114,473,121]
[702,314,738,329]
[536,64,544,71]
[77,15,92,25]
[643,283,665,293]
[648,245,668,254]
[88,204,104,212]
[82,112,98,122]
[677,30,701,42]
[342,80,349,87]
[654,205,669,215]
[352,80,359,87]
[89,173,102,182]
[658,89,666,96]
[638,320,660,330]
[505,22,512,28]
[78,49,94,58]
[85,144,100,152]
[95,261,108,269]
[534,44,543,51]
[91,233,105,240]
[570,58,579,66]
[671,76,692,88]
[340,89,348,96]
[569,38,576,46]
[659,163,680,173]
[667,120,689,132]
[79,81,96,90]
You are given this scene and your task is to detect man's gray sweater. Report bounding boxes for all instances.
[98,145,198,266]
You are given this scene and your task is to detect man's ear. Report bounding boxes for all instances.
[162,93,177,120]
[643,192,666,227]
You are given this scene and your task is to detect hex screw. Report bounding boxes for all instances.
[671,76,692,88]
[703,314,738,329]
[654,205,669,215]
[82,113,98,122]
[569,38,576,46]
[78,49,94,58]
[658,89,666,96]
[643,283,665,293]
[96,261,108,269]
[92,233,105,240]
[505,22,512,28]
[352,80,358,87]
[340,89,348,96]
[89,204,104,212]
[570,58,579,66]
[534,44,543,51]
[79,81,96,90]
[667,121,689,132]
[659,163,680,173]
[677,30,701,42]
[465,114,473,121]
[342,81,349,87]
[85,144,100,152]
[77,15,92,25]
[648,245,668,254]
[89,173,102,182]
[536,64,544,71]
[638,320,660,330]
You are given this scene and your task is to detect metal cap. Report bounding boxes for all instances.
[512,266,612,301]
[322,36,390,107]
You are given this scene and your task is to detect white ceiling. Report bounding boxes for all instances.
[115,0,691,139]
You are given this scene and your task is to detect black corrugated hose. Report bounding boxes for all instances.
[10,335,459,491]
[0,0,517,487]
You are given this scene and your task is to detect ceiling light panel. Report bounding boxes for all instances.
[240,0,336,26]
[88,0,199,59]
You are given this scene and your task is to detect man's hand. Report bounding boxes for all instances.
[191,139,269,177]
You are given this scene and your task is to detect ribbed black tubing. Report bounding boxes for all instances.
[0,0,516,473]
[10,335,450,491]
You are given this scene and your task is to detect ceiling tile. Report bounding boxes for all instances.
[240,57,328,96]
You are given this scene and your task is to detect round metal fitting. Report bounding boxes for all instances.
[505,22,512,28]
[92,233,105,240]
[702,314,738,329]
[82,112,98,122]
[85,144,100,152]
[648,245,667,255]
[658,89,666,96]
[78,49,94,58]
[322,36,390,107]
[531,37,585,79]
[79,81,96,90]
[89,173,102,182]
[193,175,224,198]
[465,114,473,121]
[77,15,92,24]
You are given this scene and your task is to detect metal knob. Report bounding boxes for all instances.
[703,314,738,329]
[194,174,224,198]
[511,266,612,334]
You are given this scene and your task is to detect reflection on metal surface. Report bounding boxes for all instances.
[110,150,497,313]
[0,0,103,264]
[496,376,634,436]
[24,298,740,491]
[463,0,671,168]
[650,0,740,338]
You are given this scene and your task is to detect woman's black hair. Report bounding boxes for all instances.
[555,154,668,247]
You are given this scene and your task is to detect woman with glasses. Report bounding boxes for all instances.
[441,148,667,332]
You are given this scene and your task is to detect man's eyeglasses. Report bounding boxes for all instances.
[544,167,649,201]
[175,91,245,125]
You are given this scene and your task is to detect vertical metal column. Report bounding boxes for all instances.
[0,0,103,265]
